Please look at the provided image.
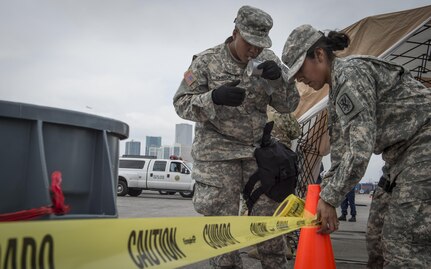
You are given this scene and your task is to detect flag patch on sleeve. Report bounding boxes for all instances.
[184,70,197,86]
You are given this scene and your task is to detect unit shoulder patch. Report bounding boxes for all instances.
[335,91,365,125]
[337,93,354,115]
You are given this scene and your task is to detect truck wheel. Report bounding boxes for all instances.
[117,180,128,196]
[128,189,142,197]
[180,191,193,198]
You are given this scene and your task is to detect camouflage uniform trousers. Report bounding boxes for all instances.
[366,186,390,269]
[381,123,431,268]
[192,158,288,269]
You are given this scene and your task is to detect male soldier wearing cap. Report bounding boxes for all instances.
[282,24,430,268]
[173,5,299,269]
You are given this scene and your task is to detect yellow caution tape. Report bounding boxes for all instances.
[0,215,315,269]
[273,194,305,218]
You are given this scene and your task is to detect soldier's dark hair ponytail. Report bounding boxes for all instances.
[306,31,350,61]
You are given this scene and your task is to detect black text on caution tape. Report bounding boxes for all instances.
[203,223,239,249]
[250,222,271,237]
[0,234,54,269]
[128,228,186,268]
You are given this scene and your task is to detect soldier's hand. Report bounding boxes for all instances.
[316,198,339,234]
[258,60,281,80]
[211,80,246,106]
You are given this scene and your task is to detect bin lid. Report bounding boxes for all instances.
[0,100,129,139]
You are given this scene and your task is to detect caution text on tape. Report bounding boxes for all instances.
[0,215,315,269]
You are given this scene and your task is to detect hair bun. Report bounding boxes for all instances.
[327,31,350,51]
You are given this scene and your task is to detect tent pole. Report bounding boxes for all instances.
[379,17,431,58]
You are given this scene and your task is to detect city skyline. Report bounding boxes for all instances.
[122,122,195,158]
[125,140,141,156]
[145,136,162,156]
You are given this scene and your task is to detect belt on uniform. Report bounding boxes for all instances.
[378,176,396,193]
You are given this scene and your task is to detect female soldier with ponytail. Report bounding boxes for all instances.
[282,25,430,268]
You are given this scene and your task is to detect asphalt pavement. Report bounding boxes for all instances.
[118,191,372,269]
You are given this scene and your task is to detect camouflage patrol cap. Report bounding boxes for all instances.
[282,24,323,81]
[235,5,273,48]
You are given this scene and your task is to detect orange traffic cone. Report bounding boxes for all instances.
[294,184,336,269]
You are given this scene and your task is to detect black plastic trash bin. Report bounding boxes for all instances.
[0,100,129,219]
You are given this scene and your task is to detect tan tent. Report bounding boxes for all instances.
[295,3,431,127]
[339,5,431,85]
[294,5,431,195]
[297,4,431,110]
[295,5,431,118]
[340,5,431,57]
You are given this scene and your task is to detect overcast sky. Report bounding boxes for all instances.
[1,0,429,182]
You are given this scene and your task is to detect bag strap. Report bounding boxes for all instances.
[243,172,259,199]
[245,187,265,215]
[243,172,266,215]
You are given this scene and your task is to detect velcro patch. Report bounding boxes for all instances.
[337,93,354,115]
[184,70,197,86]
[335,91,364,125]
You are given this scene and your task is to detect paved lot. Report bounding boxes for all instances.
[117,191,372,268]
[117,190,198,218]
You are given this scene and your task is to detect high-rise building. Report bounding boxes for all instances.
[175,123,193,146]
[125,140,141,156]
[173,145,181,157]
[156,146,171,159]
[145,136,162,156]
[148,147,159,157]
[156,147,164,159]
[163,147,171,159]
[179,144,192,162]
[153,144,192,161]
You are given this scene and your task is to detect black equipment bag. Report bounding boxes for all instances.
[243,121,298,214]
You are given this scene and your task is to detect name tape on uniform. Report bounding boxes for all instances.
[0,215,316,269]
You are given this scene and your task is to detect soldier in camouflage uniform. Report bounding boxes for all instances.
[282,24,430,268]
[173,6,299,269]
[267,106,300,149]
[366,165,391,269]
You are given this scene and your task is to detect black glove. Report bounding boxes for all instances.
[211,80,246,106]
[257,60,281,80]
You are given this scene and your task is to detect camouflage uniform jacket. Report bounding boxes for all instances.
[267,106,300,148]
[321,55,431,207]
[173,39,300,161]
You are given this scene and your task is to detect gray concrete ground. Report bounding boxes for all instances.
[118,191,371,269]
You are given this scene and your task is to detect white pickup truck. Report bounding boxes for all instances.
[117,157,195,198]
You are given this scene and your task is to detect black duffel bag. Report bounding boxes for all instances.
[243,121,298,214]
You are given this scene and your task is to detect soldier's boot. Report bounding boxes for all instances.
[338,214,347,221]
[348,216,356,222]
